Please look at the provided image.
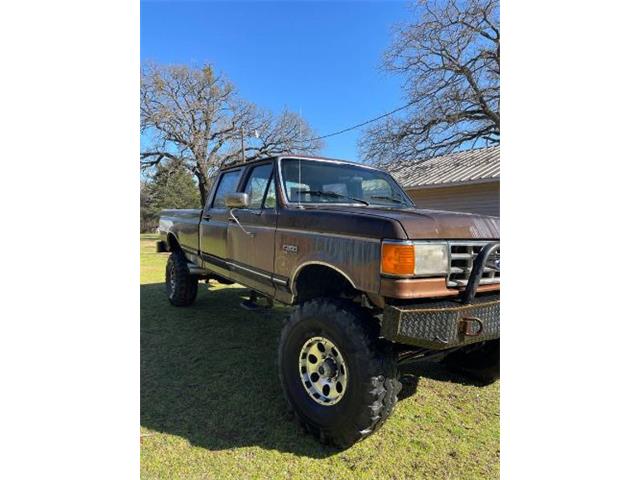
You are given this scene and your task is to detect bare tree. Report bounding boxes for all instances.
[360,0,499,166]
[141,63,323,205]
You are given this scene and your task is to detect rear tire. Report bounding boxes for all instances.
[442,339,500,385]
[278,298,401,448]
[165,251,198,307]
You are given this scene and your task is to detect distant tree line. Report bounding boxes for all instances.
[140,159,200,232]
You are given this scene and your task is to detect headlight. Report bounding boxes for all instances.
[381,241,449,276]
[414,243,449,275]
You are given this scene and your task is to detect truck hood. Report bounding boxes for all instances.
[310,205,500,240]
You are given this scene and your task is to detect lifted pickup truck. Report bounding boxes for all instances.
[157,155,500,448]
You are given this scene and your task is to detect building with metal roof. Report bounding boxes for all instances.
[390,145,500,217]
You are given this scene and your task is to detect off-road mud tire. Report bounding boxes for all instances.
[278,298,401,448]
[165,251,198,307]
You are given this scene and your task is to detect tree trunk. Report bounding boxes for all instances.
[193,167,211,208]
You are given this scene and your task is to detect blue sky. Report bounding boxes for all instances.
[141,0,413,160]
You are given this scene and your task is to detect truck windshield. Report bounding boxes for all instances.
[281,159,414,207]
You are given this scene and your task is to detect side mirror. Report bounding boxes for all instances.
[225,192,249,209]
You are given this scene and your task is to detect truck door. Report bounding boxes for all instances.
[226,161,277,297]
[199,168,243,273]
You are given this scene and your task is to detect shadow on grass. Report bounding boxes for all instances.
[141,282,485,458]
[141,282,342,458]
[397,360,491,401]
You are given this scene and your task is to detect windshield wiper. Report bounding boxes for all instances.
[369,195,407,205]
[300,190,369,206]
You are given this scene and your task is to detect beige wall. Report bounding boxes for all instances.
[407,181,500,217]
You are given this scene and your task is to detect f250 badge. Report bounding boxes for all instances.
[282,244,298,254]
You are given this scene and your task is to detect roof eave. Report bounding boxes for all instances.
[403,177,500,190]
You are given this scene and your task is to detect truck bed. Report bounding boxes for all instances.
[158,209,201,254]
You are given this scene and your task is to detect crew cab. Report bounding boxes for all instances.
[157,155,500,448]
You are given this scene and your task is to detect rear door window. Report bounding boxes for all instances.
[211,170,241,208]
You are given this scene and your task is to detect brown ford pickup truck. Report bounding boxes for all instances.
[157,155,500,448]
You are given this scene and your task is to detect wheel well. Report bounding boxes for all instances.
[294,264,358,304]
[167,233,181,253]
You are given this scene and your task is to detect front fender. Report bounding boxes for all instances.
[275,231,381,294]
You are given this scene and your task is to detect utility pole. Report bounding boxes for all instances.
[241,126,246,163]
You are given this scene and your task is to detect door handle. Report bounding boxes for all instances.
[202,214,211,221]
[228,208,256,237]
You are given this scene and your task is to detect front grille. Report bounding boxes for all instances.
[448,241,500,288]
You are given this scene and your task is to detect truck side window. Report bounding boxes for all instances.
[212,170,241,208]
[264,177,276,209]
[243,163,274,209]
[362,178,392,197]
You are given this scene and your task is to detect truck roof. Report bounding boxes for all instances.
[220,155,384,172]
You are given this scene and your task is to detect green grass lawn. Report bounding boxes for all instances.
[140,234,499,479]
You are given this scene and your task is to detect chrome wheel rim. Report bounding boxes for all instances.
[299,336,348,405]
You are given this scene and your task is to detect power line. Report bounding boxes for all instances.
[306,97,424,142]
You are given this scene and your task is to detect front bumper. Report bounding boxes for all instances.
[381,294,500,350]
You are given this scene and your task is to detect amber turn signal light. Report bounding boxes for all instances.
[381,243,415,275]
